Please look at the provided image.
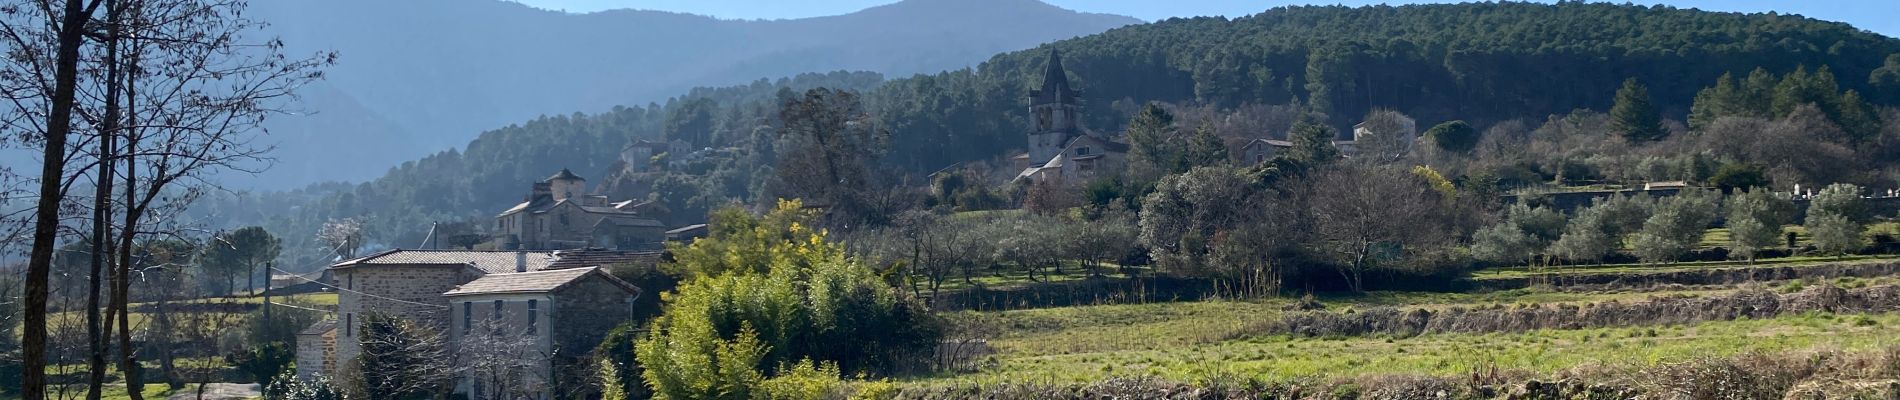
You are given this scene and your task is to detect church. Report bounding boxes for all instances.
[1013,49,1127,183]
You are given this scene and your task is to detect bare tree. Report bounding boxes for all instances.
[0,0,111,394]
[1353,108,1417,163]
[317,217,363,259]
[459,313,550,399]
[1306,164,1453,292]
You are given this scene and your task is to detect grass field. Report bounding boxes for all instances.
[909,277,1900,388]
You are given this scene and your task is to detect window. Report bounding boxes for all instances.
[526,299,538,336]
[346,274,353,290]
[492,300,505,335]
[1075,146,1091,156]
[344,313,353,337]
[462,302,472,335]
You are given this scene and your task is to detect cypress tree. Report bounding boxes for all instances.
[1611,77,1666,141]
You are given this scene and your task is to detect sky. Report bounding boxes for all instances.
[508,0,1900,38]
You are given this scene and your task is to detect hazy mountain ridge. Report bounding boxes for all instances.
[232,0,1139,189]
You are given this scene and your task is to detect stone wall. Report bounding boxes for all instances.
[333,265,469,365]
[294,328,335,381]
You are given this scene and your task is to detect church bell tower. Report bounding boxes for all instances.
[1027,49,1081,165]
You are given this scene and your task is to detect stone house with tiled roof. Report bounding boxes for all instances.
[297,248,650,399]
[495,169,666,251]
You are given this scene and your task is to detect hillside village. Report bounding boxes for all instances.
[14,1,1900,400]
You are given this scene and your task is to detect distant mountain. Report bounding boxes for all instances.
[231,0,1139,189]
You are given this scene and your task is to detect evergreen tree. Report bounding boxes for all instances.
[1287,120,1340,164]
[1185,124,1229,169]
[1124,103,1181,184]
[1422,120,1478,153]
[1611,78,1666,141]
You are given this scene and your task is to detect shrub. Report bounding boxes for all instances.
[1809,213,1866,256]
[635,201,942,399]
[595,323,646,400]
[227,342,296,387]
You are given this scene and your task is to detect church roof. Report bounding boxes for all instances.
[1031,49,1079,106]
[546,168,585,182]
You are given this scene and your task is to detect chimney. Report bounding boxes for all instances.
[515,251,527,273]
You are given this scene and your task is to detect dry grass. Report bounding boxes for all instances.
[1252,284,1900,339]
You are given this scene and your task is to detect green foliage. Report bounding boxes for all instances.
[1185,124,1229,169]
[595,323,647,400]
[1423,120,1477,153]
[1725,190,1795,261]
[1472,203,1565,264]
[1471,223,1538,265]
[203,226,281,294]
[245,303,326,349]
[1808,214,1866,256]
[1286,120,1340,164]
[1809,183,1868,223]
[1691,66,1882,140]
[1611,78,1666,142]
[1633,191,1721,263]
[665,97,720,148]
[1807,183,1869,257]
[1707,163,1769,193]
[1138,167,1266,278]
[1124,103,1182,185]
[755,359,848,400]
[662,200,825,280]
[227,342,296,389]
[636,202,942,399]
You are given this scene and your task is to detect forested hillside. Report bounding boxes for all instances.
[216,2,1900,270]
[197,72,886,267]
[218,0,1137,189]
[872,2,1900,172]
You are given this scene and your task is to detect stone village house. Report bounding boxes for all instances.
[295,248,656,399]
[494,169,667,251]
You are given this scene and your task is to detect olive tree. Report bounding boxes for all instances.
[1724,189,1795,262]
[1632,190,1720,263]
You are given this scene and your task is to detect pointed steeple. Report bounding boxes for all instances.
[1032,48,1078,106]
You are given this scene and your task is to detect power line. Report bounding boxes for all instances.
[270,265,448,310]
[267,302,330,314]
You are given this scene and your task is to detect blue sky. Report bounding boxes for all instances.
[509,0,1900,38]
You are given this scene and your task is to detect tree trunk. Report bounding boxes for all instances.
[25,1,101,397]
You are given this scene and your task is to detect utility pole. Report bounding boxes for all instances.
[262,262,272,325]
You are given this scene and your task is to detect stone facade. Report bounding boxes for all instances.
[300,249,646,400]
[496,169,666,251]
[1014,49,1129,184]
[331,264,476,364]
[294,321,336,382]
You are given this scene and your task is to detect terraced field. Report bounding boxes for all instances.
[899,260,1900,397]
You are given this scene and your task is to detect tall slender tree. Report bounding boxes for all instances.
[1611,77,1666,141]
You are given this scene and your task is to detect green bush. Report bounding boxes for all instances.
[634,201,942,399]
[228,342,296,387]
[595,323,647,400]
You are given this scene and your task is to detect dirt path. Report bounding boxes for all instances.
[167,383,261,400]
